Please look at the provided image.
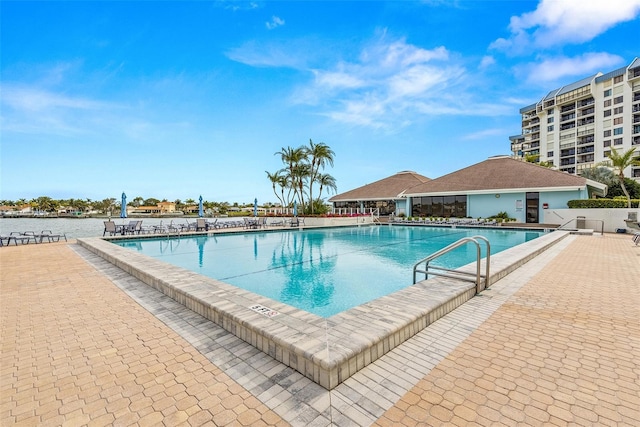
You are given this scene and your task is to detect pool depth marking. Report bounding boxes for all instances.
[249,304,280,318]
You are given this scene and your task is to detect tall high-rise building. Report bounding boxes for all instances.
[510,58,640,182]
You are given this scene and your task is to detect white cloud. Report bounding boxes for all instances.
[295,37,476,128]
[266,16,285,30]
[479,55,495,68]
[2,85,108,112]
[226,40,307,68]
[462,128,506,141]
[517,52,625,84]
[491,0,640,51]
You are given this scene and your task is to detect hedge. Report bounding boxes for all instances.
[567,199,640,208]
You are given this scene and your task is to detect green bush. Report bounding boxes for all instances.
[567,199,640,208]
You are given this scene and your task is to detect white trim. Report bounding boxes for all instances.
[406,186,589,197]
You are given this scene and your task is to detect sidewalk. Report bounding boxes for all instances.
[1,234,639,426]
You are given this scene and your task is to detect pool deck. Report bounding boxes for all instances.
[1,233,639,426]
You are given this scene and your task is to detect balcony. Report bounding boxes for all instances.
[577,146,594,154]
[577,136,594,145]
[560,158,576,166]
[577,117,594,126]
[560,113,575,122]
[560,149,576,157]
[578,107,595,116]
[577,156,594,164]
[577,127,594,137]
[560,122,576,131]
[578,98,594,107]
[634,136,640,145]
[629,68,640,79]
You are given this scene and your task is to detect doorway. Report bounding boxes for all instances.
[526,192,539,223]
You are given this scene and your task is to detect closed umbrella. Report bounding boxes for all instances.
[293,200,297,217]
[253,198,258,217]
[120,192,127,219]
[198,195,204,218]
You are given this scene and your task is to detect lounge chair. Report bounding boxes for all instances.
[1,234,29,246]
[290,218,300,227]
[124,220,142,235]
[206,219,220,229]
[196,218,207,231]
[633,231,640,246]
[103,220,117,236]
[269,218,284,227]
[38,230,67,243]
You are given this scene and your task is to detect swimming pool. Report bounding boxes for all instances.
[114,225,544,317]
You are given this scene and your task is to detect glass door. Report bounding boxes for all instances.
[526,192,539,223]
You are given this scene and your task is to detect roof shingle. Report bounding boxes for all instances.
[330,171,430,201]
[405,156,593,195]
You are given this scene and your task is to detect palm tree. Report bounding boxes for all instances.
[265,170,285,207]
[600,147,640,208]
[317,173,337,201]
[307,140,335,214]
[579,166,615,185]
[291,162,311,213]
[275,146,307,206]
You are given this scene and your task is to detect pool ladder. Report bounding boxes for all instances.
[412,235,491,293]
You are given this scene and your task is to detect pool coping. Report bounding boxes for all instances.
[77,227,569,389]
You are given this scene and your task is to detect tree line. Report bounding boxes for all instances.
[0,197,271,215]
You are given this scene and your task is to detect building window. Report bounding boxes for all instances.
[547,151,554,157]
[614,106,623,115]
[604,99,612,107]
[614,96,623,104]
[614,117,623,125]
[604,140,611,147]
[547,125,554,132]
[547,116,554,123]
[614,127,623,135]
[547,109,553,115]
[614,75,623,83]
[412,195,466,218]
[604,150,611,157]
[614,138,623,145]
[604,109,612,117]
[604,89,612,97]
[604,130,612,137]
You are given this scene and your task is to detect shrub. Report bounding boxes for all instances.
[567,199,640,208]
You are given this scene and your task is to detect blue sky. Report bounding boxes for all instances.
[2,0,640,205]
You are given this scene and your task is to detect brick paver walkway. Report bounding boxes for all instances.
[1,234,639,426]
[375,234,640,426]
[1,242,286,426]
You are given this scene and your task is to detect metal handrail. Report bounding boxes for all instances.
[413,235,491,293]
[557,217,605,235]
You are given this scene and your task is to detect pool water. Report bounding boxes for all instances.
[114,226,544,317]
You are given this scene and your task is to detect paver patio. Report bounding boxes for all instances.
[1,233,638,426]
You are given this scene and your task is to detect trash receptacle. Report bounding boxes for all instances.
[576,216,585,229]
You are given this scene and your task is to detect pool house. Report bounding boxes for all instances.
[329,170,431,216]
[331,156,607,223]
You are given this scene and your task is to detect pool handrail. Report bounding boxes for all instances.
[413,235,491,293]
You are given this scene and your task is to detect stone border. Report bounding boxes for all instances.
[77,227,568,389]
